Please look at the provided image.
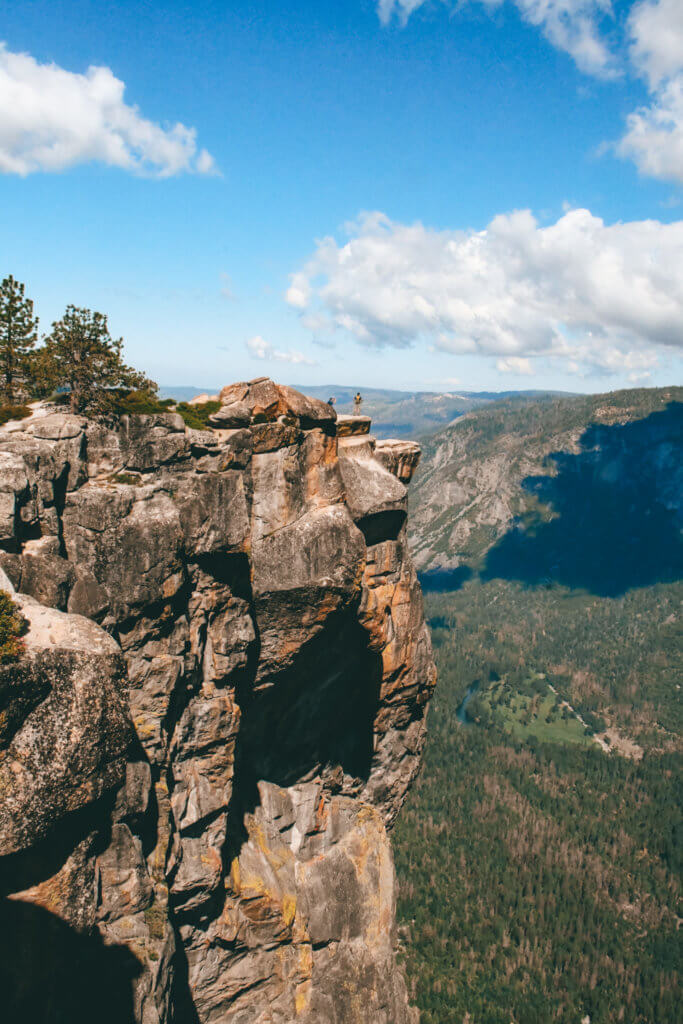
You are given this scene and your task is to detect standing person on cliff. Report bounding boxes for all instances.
[353,391,362,414]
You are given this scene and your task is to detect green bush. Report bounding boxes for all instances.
[108,472,142,486]
[0,589,27,663]
[111,389,175,416]
[175,401,220,430]
[109,391,220,430]
[0,404,31,426]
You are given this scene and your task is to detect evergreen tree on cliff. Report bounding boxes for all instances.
[42,306,157,414]
[0,275,39,404]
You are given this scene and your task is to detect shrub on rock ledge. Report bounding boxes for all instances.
[0,404,31,426]
[175,400,221,430]
[0,590,27,663]
[111,389,176,416]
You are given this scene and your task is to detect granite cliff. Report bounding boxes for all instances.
[0,378,436,1024]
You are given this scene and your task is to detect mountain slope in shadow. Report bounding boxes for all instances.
[482,403,683,597]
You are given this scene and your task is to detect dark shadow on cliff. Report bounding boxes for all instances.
[0,898,141,1024]
[0,794,116,898]
[482,403,683,597]
[221,599,383,873]
[237,603,382,790]
[0,796,141,1024]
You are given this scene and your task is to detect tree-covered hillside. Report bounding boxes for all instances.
[395,387,682,1023]
[394,579,682,1024]
[410,386,682,577]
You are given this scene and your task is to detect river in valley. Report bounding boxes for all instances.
[456,680,480,725]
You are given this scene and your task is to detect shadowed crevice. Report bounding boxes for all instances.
[0,899,141,1024]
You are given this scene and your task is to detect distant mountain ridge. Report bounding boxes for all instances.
[160,383,573,440]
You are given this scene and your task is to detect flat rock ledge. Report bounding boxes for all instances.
[0,378,434,1024]
[336,413,372,436]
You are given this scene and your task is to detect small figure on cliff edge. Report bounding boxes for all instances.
[353,391,362,414]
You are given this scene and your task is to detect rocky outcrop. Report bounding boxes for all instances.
[0,381,435,1023]
[374,440,422,486]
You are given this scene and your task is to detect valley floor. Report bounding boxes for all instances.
[394,577,682,1024]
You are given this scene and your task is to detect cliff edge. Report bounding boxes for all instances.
[0,378,435,1023]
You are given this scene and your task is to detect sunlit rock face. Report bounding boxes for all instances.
[0,379,435,1024]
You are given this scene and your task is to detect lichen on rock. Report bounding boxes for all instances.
[0,378,435,1023]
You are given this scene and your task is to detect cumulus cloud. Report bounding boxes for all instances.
[619,76,683,184]
[0,43,216,176]
[618,0,683,185]
[246,335,316,365]
[628,0,683,88]
[497,356,534,375]
[512,0,616,77]
[377,1,617,77]
[287,207,683,376]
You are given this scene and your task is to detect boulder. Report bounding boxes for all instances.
[0,595,131,856]
[188,393,218,405]
[218,378,336,430]
[374,439,422,483]
[339,451,408,523]
[206,400,250,428]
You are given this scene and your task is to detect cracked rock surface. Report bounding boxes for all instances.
[0,379,435,1023]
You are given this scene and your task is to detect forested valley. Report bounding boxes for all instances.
[394,579,681,1023]
[394,392,682,1023]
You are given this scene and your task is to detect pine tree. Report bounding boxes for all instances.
[42,305,157,414]
[0,275,39,404]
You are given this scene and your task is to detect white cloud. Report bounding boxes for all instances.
[513,0,616,77]
[287,207,683,376]
[617,1,683,185]
[377,1,617,77]
[497,356,534,374]
[618,75,683,184]
[285,274,312,309]
[628,0,683,88]
[0,43,216,176]
[587,345,659,374]
[377,0,431,25]
[246,335,317,365]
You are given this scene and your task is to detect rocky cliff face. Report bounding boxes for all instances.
[0,378,435,1024]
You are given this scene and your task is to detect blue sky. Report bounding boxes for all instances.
[1,0,682,392]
